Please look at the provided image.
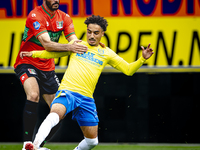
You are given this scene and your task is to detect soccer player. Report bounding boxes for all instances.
[21,15,154,150]
[14,0,88,149]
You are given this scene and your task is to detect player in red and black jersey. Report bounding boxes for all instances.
[14,0,88,149]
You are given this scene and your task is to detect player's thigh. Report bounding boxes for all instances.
[50,103,66,120]
[23,77,40,102]
[80,125,98,139]
[43,93,56,107]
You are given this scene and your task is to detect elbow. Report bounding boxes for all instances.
[41,41,54,51]
[43,46,53,51]
[124,71,134,76]
[125,68,136,76]
[42,44,50,51]
[126,73,134,76]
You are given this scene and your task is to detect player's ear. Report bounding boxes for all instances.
[102,31,105,37]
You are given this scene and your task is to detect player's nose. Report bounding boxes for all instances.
[90,33,95,38]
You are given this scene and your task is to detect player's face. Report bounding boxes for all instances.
[87,24,104,47]
[46,0,59,11]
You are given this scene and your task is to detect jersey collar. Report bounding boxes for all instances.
[41,4,56,19]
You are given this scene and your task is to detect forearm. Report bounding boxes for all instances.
[115,56,146,76]
[32,50,71,59]
[41,40,72,52]
[38,32,75,52]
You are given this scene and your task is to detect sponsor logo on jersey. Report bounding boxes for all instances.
[31,13,36,17]
[56,21,63,29]
[33,21,40,30]
[76,52,103,66]
[46,21,49,27]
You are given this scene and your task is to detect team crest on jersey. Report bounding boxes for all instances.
[98,49,104,55]
[33,21,40,30]
[56,21,63,29]
[98,49,104,57]
[28,68,36,75]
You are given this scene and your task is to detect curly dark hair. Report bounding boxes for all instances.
[84,15,108,31]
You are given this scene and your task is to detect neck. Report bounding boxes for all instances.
[43,3,56,14]
[88,43,99,47]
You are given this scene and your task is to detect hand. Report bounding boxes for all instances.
[20,51,33,59]
[141,43,154,60]
[68,40,88,54]
[99,42,105,48]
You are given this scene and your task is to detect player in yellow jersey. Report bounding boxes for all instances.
[21,15,154,150]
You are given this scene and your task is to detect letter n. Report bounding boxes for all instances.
[189,31,200,65]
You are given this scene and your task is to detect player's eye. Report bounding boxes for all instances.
[93,32,99,35]
[87,29,92,34]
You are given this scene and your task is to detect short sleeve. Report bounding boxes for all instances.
[63,14,75,39]
[26,12,47,38]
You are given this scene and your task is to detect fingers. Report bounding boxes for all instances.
[141,43,151,50]
[147,43,151,49]
[72,41,88,54]
[20,52,32,59]
[73,40,82,43]
[20,52,24,59]
[141,43,154,59]
[77,45,88,54]
[73,46,87,54]
[99,42,106,48]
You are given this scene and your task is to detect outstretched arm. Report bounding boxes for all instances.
[115,56,146,76]
[113,43,154,76]
[20,50,71,59]
[38,33,87,54]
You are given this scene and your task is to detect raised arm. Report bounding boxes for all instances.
[112,43,154,76]
[115,56,146,76]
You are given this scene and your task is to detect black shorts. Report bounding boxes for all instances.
[14,64,60,94]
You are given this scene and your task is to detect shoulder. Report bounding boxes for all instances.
[57,9,72,19]
[28,6,43,18]
[104,46,116,54]
[27,6,44,22]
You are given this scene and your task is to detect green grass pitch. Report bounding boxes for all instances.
[1,143,200,150]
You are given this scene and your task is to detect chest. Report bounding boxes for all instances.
[44,14,64,42]
[45,16,64,32]
[71,48,108,68]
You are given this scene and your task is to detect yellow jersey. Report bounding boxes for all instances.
[32,40,146,98]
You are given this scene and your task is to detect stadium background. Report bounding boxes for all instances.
[0,0,200,143]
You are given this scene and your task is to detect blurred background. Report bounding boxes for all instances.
[0,0,200,143]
